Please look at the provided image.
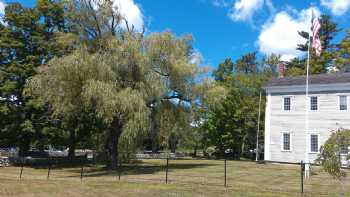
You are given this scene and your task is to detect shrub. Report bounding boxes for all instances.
[316,129,350,179]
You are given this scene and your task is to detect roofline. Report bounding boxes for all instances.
[264,82,350,94]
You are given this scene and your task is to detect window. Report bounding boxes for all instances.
[282,133,291,151]
[283,97,291,111]
[310,96,318,111]
[340,145,349,154]
[310,134,319,153]
[339,96,348,111]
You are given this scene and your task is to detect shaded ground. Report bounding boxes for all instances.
[0,159,349,197]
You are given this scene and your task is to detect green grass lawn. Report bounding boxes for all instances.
[0,159,348,197]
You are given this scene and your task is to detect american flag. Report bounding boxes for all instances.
[311,14,322,56]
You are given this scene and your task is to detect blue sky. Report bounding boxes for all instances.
[1,0,350,68]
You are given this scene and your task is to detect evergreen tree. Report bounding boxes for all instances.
[213,58,234,82]
[335,30,350,71]
[235,52,259,74]
[288,15,339,75]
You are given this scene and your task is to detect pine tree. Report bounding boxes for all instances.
[335,30,350,71]
[287,15,339,76]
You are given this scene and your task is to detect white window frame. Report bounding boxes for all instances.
[283,97,291,111]
[340,145,349,155]
[281,132,292,152]
[338,95,349,111]
[309,133,320,154]
[309,96,318,111]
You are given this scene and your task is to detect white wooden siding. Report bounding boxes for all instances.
[266,91,350,163]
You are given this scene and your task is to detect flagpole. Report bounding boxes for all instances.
[304,8,312,179]
[255,91,262,162]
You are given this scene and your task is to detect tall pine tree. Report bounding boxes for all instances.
[287,15,339,76]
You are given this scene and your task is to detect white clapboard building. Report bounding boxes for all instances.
[264,72,350,163]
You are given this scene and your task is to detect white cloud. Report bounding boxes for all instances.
[189,51,204,65]
[229,0,264,22]
[321,0,350,15]
[257,7,320,61]
[0,1,6,24]
[113,0,144,30]
[91,0,144,30]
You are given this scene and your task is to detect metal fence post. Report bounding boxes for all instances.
[80,159,84,182]
[118,157,121,181]
[19,159,24,180]
[47,157,51,180]
[300,160,304,193]
[165,157,169,184]
[224,159,227,187]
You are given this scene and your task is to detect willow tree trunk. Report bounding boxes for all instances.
[169,136,177,153]
[68,129,76,159]
[192,144,198,157]
[109,119,123,170]
[150,107,159,153]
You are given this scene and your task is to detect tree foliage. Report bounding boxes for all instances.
[199,53,272,158]
[28,18,200,169]
[213,58,234,82]
[335,30,350,71]
[316,129,350,179]
[144,32,201,153]
[287,15,340,76]
[0,0,66,155]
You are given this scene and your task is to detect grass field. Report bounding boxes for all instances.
[0,159,349,197]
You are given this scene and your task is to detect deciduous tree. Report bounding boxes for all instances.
[0,0,66,155]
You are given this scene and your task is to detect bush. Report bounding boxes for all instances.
[316,129,350,179]
[204,146,217,158]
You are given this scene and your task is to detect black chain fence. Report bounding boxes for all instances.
[0,153,349,196]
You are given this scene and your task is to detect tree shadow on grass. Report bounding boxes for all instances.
[63,162,217,178]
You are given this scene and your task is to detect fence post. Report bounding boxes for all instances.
[224,159,227,187]
[118,157,121,181]
[19,158,24,180]
[47,157,51,180]
[300,160,304,193]
[165,157,169,184]
[80,159,84,182]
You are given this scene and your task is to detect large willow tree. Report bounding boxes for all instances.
[68,0,202,155]
[26,0,202,168]
[28,31,200,168]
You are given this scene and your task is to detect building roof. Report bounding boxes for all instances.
[266,72,350,87]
